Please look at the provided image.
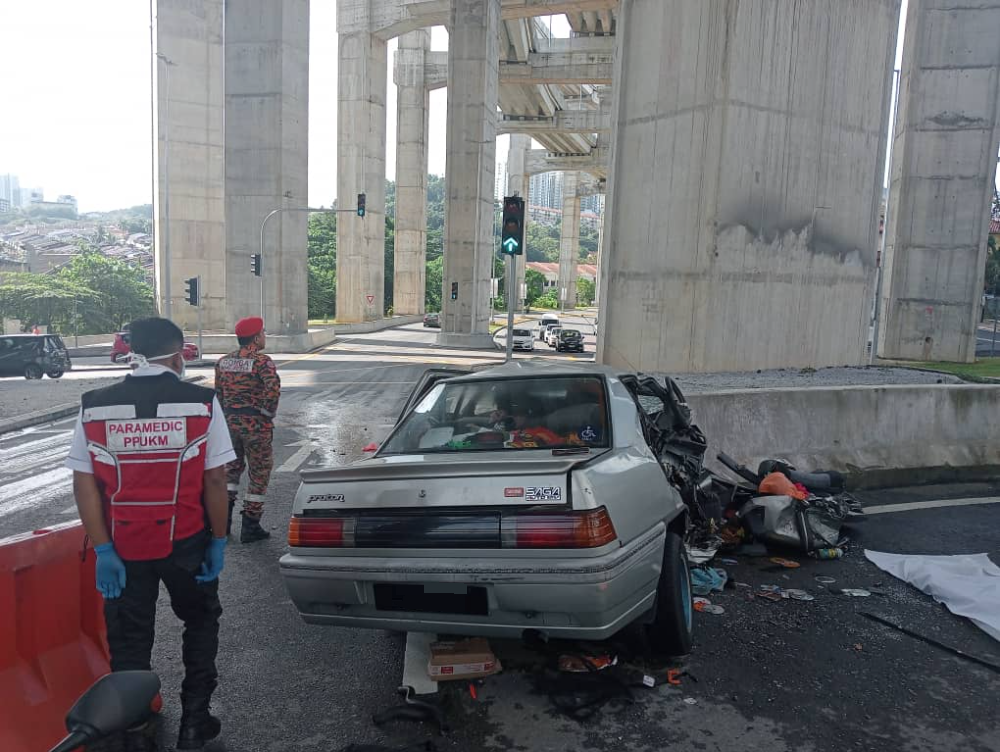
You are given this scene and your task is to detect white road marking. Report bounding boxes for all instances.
[276,439,316,473]
[865,496,1000,515]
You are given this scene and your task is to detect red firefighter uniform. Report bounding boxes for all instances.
[215,331,281,523]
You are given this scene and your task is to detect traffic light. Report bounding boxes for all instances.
[500,196,525,255]
[250,253,262,277]
[184,277,199,307]
[357,193,366,218]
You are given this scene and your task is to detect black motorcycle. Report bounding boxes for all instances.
[48,671,161,752]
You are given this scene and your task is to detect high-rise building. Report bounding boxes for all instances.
[529,171,564,210]
[581,193,605,217]
[494,161,508,201]
[0,174,20,209]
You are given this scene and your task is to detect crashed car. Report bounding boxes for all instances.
[280,362,696,654]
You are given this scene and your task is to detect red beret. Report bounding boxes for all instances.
[235,316,264,338]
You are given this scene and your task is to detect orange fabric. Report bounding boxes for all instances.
[759,472,808,500]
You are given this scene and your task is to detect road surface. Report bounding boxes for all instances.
[1,322,997,752]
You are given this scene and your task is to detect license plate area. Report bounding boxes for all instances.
[373,583,489,616]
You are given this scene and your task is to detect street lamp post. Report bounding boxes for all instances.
[258,204,363,321]
[156,52,176,320]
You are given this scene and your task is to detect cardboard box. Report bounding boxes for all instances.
[427,638,501,682]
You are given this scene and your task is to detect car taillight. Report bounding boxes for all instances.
[288,517,356,547]
[503,508,617,549]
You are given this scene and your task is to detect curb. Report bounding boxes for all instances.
[0,375,206,436]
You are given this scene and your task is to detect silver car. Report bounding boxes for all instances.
[279,361,694,654]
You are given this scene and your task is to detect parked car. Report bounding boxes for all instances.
[423,312,441,328]
[538,315,559,341]
[280,362,694,655]
[556,329,585,353]
[545,327,564,348]
[493,327,535,351]
[111,331,200,363]
[0,334,72,379]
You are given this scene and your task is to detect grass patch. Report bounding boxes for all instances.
[895,358,1000,382]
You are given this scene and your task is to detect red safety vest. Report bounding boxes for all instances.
[81,374,216,560]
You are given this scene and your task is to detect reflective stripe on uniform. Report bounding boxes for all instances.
[83,405,136,422]
[158,402,211,418]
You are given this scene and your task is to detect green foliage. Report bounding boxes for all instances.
[524,269,546,305]
[533,290,560,309]
[307,212,337,319]
[577,277,596,306]
[0,272,103,332]
[118,217,152,235]
[526,223,559,262]
[425,256,443,312]
[57,252,155,332]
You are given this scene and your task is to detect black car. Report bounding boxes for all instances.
[556,329,585,353]
[423,312,441,328]
[0,334,72,379]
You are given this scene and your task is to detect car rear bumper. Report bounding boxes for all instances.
[279,524,665,639]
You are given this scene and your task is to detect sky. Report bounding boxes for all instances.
[0,1,994,213]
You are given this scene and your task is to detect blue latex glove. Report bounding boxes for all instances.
[94,542,127,600]
[195,536,227,583]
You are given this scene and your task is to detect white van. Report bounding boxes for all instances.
[538,314,560,340]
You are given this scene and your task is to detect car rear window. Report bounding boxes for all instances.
[560,330,581,340]
[380,376,610,454]
[513,329,531,337]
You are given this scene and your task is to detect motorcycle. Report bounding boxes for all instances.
[48,671,161,752]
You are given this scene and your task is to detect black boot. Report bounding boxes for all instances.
[240,512,271,543]
[176,704,221,751]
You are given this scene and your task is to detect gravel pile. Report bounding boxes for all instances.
[668,366,962,394]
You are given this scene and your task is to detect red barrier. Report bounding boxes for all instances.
[0,522,110,752]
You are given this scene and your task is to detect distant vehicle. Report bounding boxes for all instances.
[545,327,564,348]
[556,328,585,353]
[492,327,535,352]
[0,334,71,379]
[538,314,559,340]
[111,331,199,364]
[280,361,694,655]
[423,312,441,328]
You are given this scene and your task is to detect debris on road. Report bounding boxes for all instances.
[859,612,1000,673]
[691,567,727,594]
[815,575,837,584]
[839,589,872,597]
[558,653,617,673]
[770,557,801,568]
[428,639,501,682]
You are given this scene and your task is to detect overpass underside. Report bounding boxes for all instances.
[152,0,1000,370]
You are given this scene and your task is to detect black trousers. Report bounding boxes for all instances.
[103,532,222,709]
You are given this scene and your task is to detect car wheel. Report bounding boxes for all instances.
[645,529,693,656]
[46,370,64,379]
[24,363,43,380]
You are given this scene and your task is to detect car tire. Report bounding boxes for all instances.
[24,363,43,380]
[645,529,693,656]
[46,370,64,379]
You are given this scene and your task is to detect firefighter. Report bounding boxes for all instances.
[66,317,235,750]
[215,316,281,543]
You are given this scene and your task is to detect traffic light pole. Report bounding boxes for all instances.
[258,198,365,319]
[505,254,515,364]
[196,274,203,359]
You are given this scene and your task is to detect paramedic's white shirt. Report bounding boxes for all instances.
[65,364,236,474]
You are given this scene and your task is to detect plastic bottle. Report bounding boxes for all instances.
[812,547,843,560]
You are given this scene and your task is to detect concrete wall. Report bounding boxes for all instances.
[225,0,310,336]
[153,0,226,331]
[878,0,1000,362]
[598,0,899,373]
[689,383,1000,485]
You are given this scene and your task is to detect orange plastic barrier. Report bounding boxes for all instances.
[0,521,110,752]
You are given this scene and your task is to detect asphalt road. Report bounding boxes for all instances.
[2,323,999,752]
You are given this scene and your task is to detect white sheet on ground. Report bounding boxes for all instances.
[864,550,1000,643]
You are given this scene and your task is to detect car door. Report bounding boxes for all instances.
[0,338,14,375]
[396,367,471,424]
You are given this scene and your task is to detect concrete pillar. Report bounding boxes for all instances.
[594,208,605,308]
[598,0,899,373]
[226,0,310,336]
[878,0,1000,362]
[394,30,431,316]
[336,6,387,323]
[558,171,581,311]
[507,134,531,310]
[153,0,226,331]
[440,0,500,346]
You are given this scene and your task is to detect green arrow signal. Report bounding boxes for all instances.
[502,237,519,254]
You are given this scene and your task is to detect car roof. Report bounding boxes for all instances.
[450,359,618,382]
[5,334,57,339]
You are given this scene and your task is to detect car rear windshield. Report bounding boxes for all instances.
[513,329,532,337]
[380,376,610,454]
[560,330,581,340]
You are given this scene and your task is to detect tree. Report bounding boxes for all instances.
[57,252,155,332]
[0,273,102,332]
[526,223,559,262]
[534,290,560,309]
[425,256,443,312]
[307,212,337,320]
[525,268,546,305]
[577,277,596,306]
